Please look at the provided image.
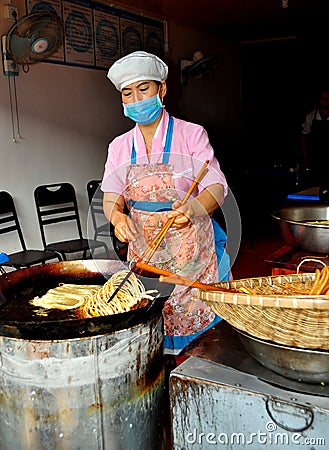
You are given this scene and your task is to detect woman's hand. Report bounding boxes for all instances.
[166,201,194,229]
[113,212,137,242]
[166,184,224,229]
[103,193,137,243]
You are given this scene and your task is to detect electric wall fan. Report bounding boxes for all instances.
[180,50,222,85]
[5,11,63,69]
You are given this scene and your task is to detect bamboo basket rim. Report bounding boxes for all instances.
[197,271,329,350]
[198,272,329,310]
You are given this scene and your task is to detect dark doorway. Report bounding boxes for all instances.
[240,37,304,170]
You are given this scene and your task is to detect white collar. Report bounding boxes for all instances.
[133,111,169,154]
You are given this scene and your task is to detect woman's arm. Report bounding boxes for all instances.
[189,183,224,215]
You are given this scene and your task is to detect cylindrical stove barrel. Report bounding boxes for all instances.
[0,313,165,450]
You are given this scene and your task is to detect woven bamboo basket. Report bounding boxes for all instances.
[197,271,329,350]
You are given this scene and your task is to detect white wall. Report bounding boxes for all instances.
[0,61,131,252]
[0,2,241,255]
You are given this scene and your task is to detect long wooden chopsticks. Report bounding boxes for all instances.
[106,160,210,303]
[135,261,236,293]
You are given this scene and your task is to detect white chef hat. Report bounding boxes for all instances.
[107,51,168,91]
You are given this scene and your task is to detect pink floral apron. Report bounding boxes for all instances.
[123,117,218,337]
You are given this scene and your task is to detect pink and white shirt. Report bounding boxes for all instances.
[101,109,228,199]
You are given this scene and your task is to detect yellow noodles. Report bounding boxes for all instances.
[30,270,158,318]
[305,220,329,225]
[31,284,101,310]
[237,281,314,296]
[237,267,329,296]
[82,270,158,318]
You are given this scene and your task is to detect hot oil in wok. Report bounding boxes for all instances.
[0,262,172,340]
[0,275,107,323]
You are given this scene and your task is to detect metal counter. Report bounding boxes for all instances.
[169,321,329,450]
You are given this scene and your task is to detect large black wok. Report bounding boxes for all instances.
[0,260,174,340]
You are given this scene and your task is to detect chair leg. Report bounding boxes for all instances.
[103,244,110,259]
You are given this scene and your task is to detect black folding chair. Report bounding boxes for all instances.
[87,180,113,241]
[34,182,110,261]
[87,180,127,260]
[0,191,62,271]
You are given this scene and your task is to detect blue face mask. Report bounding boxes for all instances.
[123,93,163,125]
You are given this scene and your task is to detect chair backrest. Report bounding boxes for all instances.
[86,180,110,238]
[0,191,27,251]
[87,179,101,203]
[34,183,83,247]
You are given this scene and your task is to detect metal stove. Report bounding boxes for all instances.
[169,321,329,450]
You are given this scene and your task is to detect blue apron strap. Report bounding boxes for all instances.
[131,115,174,164]
[129,116,174,213]
[162,115,174,164]
[128,200,173,212]
[212,218,230,281]
[131,141,137,164]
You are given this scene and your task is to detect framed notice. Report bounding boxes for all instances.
[93,4,120,69]
[63,0,95,66]
[25,0,165,70]
[26,0,65,62]
[143,17,164,58]
[120,11,143,57]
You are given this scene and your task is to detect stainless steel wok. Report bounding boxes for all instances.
[237,328,329,384]
[272,205,329,253]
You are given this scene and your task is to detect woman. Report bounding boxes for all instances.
[101,51,230,355]
[301,87,329,187]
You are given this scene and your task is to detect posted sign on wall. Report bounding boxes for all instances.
[26,0,164,69]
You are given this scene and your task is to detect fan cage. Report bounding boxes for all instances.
[6,11,63,65]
